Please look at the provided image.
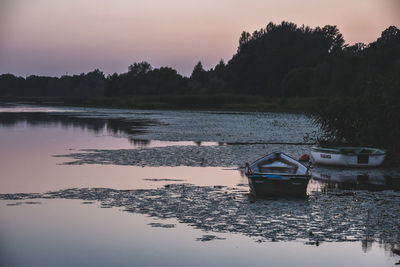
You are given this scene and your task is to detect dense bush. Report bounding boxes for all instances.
[310,26,400,151]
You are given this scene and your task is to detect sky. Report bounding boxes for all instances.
[1,0,399,77]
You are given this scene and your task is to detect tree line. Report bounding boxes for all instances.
[1,22,399,100]
[0,69,107,97]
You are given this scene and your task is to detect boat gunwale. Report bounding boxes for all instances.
[247,172,311,180]
[249,152,309,170]
[246,152,309,178]
[311,146,386,156]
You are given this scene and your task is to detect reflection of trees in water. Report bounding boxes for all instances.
[130,139,151,147]
[363,227,400,257]
[238,168,246,178]
[0,112,158,139]
[361,236,373,253]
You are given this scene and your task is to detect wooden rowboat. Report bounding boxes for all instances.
[311,146,386,167]
[245,152,311,197]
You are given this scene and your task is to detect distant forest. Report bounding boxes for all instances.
[1,21,399,99]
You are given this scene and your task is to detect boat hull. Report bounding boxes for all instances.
[245,152,310,197]
[311,147,386,167]
[247,174,310,197]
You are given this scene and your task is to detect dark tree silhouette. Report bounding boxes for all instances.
[1,22,399,106]
[190,61,207,83]
[128,62,152,76]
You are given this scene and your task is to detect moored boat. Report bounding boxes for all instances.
[311,146,386,167]
[245,152,311,197]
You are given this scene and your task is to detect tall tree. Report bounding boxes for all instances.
[190,61,207,83]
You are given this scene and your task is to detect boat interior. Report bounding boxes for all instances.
[317,147,384,155]
[256,156,299,174]
[339,148,376,155]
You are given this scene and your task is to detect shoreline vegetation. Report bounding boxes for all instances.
[0,95,330,113]
[1,21,399,156]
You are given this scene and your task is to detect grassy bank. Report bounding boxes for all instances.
[0,95,327,113]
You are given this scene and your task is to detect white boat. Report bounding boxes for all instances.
[245,152,311,197]
[311,146,386,167]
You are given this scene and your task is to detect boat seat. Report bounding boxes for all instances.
[258,166,298,173]
[257,159,298,174]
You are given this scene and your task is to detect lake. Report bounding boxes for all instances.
[0,103,399,266]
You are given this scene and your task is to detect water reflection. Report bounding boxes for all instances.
[130,139,151,147]
[1,199,398,267]
[310,170,400,192]
[0,111,157,138]
[0,111,227,148]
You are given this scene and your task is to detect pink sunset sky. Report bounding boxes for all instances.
[1,0,399,77]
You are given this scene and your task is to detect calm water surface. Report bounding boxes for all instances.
[0,104,399,266]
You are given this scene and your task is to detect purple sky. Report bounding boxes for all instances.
[1,0,399,77]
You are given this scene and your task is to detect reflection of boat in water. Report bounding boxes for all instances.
[310,169,400,192]
[311,146,386,167]
[245,152,311,197]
